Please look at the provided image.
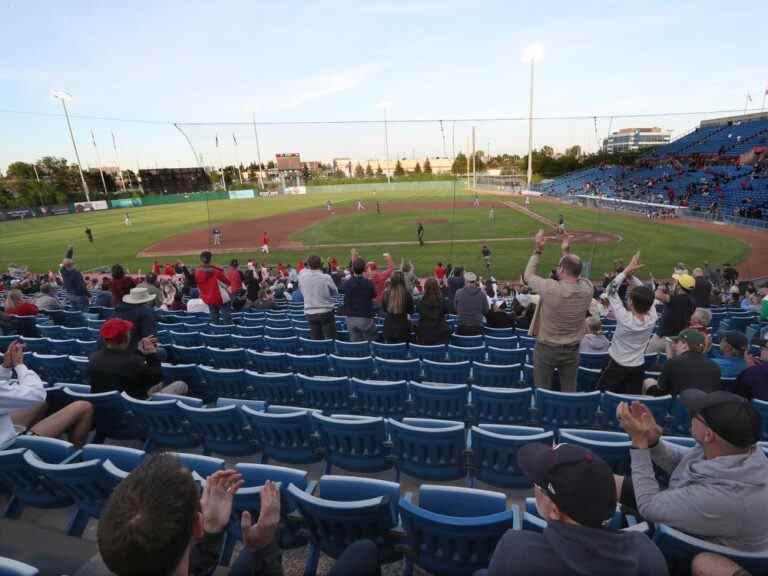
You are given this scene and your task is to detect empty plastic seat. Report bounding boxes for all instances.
[399,484,519,576]
[246,350,289,373]
[422,359,471,384]
[205,323,237,335]
[61,310,85,327]
[469,424,553,488]
[18,337,51,354]
[240,406,322,464]
[28,354,76,383]
[329,354,374,379]
[668,398,692,436]
[121,393,201,451]
[312,414,392,474]
[230,334,263,351]
[170,345,209,365]
[197,366,247,399]
[74,339,98,356]
[558,428,632,473]
[579,352,610,370]
[297,374,352,413]
[450,334,484,348]
[0,556,39,575]
[576,366,602,392]
[63,388,138,442]
[67,356,90,385]
[47,337,80,356]
[408,343,447,362]
[243,371,298,404]
[265,326,296,339]
[287,353,330,376]
[534,389,601,430]
[487,346,527,365]
[61,327,90,340]
[601,393,673,432]
[754,399,768,441]
[179,402,259,456]
[448,344,486,363]
[483,335,518,350]
[299,338,334,355]
[234,324,264,337]
[387,418,466,481]
[161,363,206,400]
[350,378,408,418]
[264,335,300,353]
[471,386,533,426]
[206,347,247,369]
[334,340,370,357]
[36,325,64,340]
[374,357,421,382]
[473,362,523,388]
[409,382,470,421]
[170,331,203,347]
[371,341,408,359]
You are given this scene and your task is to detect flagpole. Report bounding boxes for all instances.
[743,93,750,116]
[215,135,227,191]
[91,130,109,196]
[111,132,127,191]
[232,134,244,185]
[252,113,264,191]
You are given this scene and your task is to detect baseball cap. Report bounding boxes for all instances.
[669,328,705,347]
[517,442,616,528]
[464,271,478,283]
[722,331,748,353]
[100,318,134,343]
[680,389,761,448]
[200,251,212,264]
[672,273,695,290]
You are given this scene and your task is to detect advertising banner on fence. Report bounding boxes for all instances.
[39,204,73,216]
[283,186,307,195]
[110,198,144,208]
[0,208,34,221]
[228,189,255,200]
[74,200,109,212]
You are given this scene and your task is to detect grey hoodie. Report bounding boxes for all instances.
[630,441,768,551]
[454,285,489,328]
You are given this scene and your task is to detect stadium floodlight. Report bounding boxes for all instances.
[51,89,90,202]
[521,43,544,190]
[378,100,393,183]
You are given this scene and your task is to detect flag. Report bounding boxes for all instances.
[90,129,96,147]
[747,93,753,102]
[215,134,219,148]
[111,132,117,153]
[232,133,238,146]
[764,85,768,96]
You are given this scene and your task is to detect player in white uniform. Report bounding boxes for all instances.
[356,200,365,211]
[124,213,132,226]
[473,194,480,207]
[488,207,495,223]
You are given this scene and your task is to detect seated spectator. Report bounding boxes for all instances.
[247,289,276,310]
[291,285,304,303]
[732,335,768,401]
[644,329,722,396]
[415,278,450,345]
[3,289,38,316]
[2,341,93,448]
[711,331,749,379]
[616,391,768,551]
[110,264,136,308]
[454,271,488,336]
[89,319,187,398]
[114,287,158,352]
[485,442,667,576]
[186,297,210,314]
[137,273,163,308]
[382,271,413,343]
[647,273,696,354]
[159,278,182,311]
[34,283,60,311]
[91,278,113,308]
[579,317,611,354]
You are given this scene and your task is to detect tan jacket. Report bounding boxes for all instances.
[524,253,593,346]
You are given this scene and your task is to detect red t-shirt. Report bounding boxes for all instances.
[297,261,304,272]
[262,234,270,245]
[5,302,39,316]
[435,266,446,280]
[163,264,174,276]
[226,268,243,294]
[195,266,229,306]
[111,276,136,307]
[152,263,161,275]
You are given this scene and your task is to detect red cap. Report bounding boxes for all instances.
[100,318,134,342]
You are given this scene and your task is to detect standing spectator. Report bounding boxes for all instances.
[194,251,230,324]
[402,261,419,295]
[485,442,668,576]
[163,262,175,277]
[299,255,338,340]
[523,231,594,392]
[446,266,465,306]
[647,273,696,354]
[454,271,488,336]
[342,258,377,342]
[152,261,162,276]
[137,273,163,308]
[415,278,450,345]
[644,329,721,396]
[382,271,413,343]
[691,267,713,309]
[434,261,446,284]
[226,259,244,298]
[713,331,749,379]
[34,283,60,311]
[366,252,394,308]
[115,286,159,352]
[722,263,739,286]
[3,289,38,316]
[59,247,89,311]
[110,264,136,308]
[616,391,768,551]
[598,253,658,394]
[732,335,768,400]
[579,317,611,354]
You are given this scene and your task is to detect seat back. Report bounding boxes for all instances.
[487,347,527,365]
[421,360,471,384]
[63,388,137,441]
[29,354,76,383]
[80,444,145,473]
[469,424,553,488]
[161,363,205,399]
[579,352,610,369]
[668,398,692,436]
[534,389,601,429]
[374,357,420,382]
[473,362,523,388]
[121,393,200,450]
[287,353,330,376]
[230,334,264,351]
[207,347,247,369]
[350,378,408,418]
[179,404,257,456]
[409,382,469,421]
[245,350,288,373]
[472,386,533,426]
[576,366,602,392]
[447,345,486,363]
[170,345,209,365]
[408,343,447,362]
[558,428,632,473]
[198,366,247,399]
[0,556,40,576]
[244,371,299,404]
[483,335,518,350]
[201,332,233,349]
[450,334,484,347]
[263,335,300,354]
[753,399,768,441]
[299,338,335,355]
[297,375,352,413]
[240,406,321,464]
[328,354,374,379]
[386,418,466,481]
[601,393,673,431]
[334,340,370,357]
[170,331,203,347]
[312,414,391,473]
[371,341,408,359]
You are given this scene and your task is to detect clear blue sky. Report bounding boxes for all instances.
[2,0,767,172]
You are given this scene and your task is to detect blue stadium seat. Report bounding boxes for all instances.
[161,363,206,400]
[244,371,300,405]
[447,344,486,363]
[121,393,201,451]
[79,444,145,476]
[170,330,203,347]
[399,485,518,576]
[170,452,225,480]
[28,354,77,384]
[170,345,209,365]
[468,424,553,488]
[450,334,484,348]
[299,338,334,355]
[63,387,138,442]
[334,340,370,357]
[205,323,237,335]
[199,366,248,399]
[558,428,632,473]
[487,346,527,365]
[0,436,76,518]
[371,341,409,359]
[408,382,470,421]
[19,337,51,354]
[387,418,466,481]
[374,357,421,382]
[206,347,247,369]
[473,362,523,388]
[201,332,233,349]
[179,402,259,456]
[534,389,601,430]
[0,556,39,576]
[61,327,90,340]
[754,399,768,441]
[234,324,264,337]
[350,378,408,418]
[576,366,602,392]
[286,476,402,576]
[46,339,79,356]
[484,327,516,338]
[265,326,295,339]
[263,335,300,354]
[67,356,90,385]
[230,334,263,351]
[329,354,374,379]
[240,406,322,465]
[601,392,673,432]
[483,335,518,350]
[579,352,610,370]
[61,310,85,327]
[518,335,537,350]
[421,359,471,384]
[287,353,330,376]
[668,398,692,436]
[36,325,64,340]
[297,374,352,413]
[408,343,447,361]
[245,350,288,373]
[75,339,98,356]
[471,386,533,426]
[312,414,392,474]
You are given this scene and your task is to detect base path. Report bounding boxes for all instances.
[138,199,618,258]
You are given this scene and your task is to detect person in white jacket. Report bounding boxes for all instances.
[596,252,658,395]
[0,341,93,449]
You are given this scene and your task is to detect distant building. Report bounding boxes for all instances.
[333,158,353,177]
[276,153,302,172]
[302,161,322,173]
[602,127,671,154]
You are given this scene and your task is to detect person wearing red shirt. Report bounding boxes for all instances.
[261,232,270,254]
[152,261,161,276]
[226,259,244,297]
[277,262,287,278]
[110,264,136,308]
[296,260,305,273]
[329,257,339,272]
[434,262,446,283]
[3,289,39,316]
[366,253,394,306]
[163,263,174,276]
[194,251,230,324]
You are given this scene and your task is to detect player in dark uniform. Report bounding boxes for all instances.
[85,228,93,243]
[417,222,425,245]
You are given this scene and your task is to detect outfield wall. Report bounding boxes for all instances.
[305,180,467,195]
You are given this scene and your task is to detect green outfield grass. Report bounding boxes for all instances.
[0,185,750,280]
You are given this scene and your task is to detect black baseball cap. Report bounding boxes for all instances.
[680,390,761,448]
[722,331,748,353]
[517,442,616,528]
[200,251,212,264]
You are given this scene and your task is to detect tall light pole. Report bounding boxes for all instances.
[522,44,544,191]
[51,90,90,202]
[379,100,392,183]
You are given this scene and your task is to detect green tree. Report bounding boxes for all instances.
[302,164,311,181]
[565,145,582,158]
[394,160,405,176]
[354,163,365,178]
[452,152,468,174]
[423,158,432,174]
[267,160,276,169]
[375,164,384,176]
[413,162,422,174]
[365,163,374,177]
[540,145,555,158]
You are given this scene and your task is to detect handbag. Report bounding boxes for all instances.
[218,281,231,304]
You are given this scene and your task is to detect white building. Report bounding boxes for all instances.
[602,127,672,154]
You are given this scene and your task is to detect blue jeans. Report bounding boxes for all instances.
[70,294,89,312]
